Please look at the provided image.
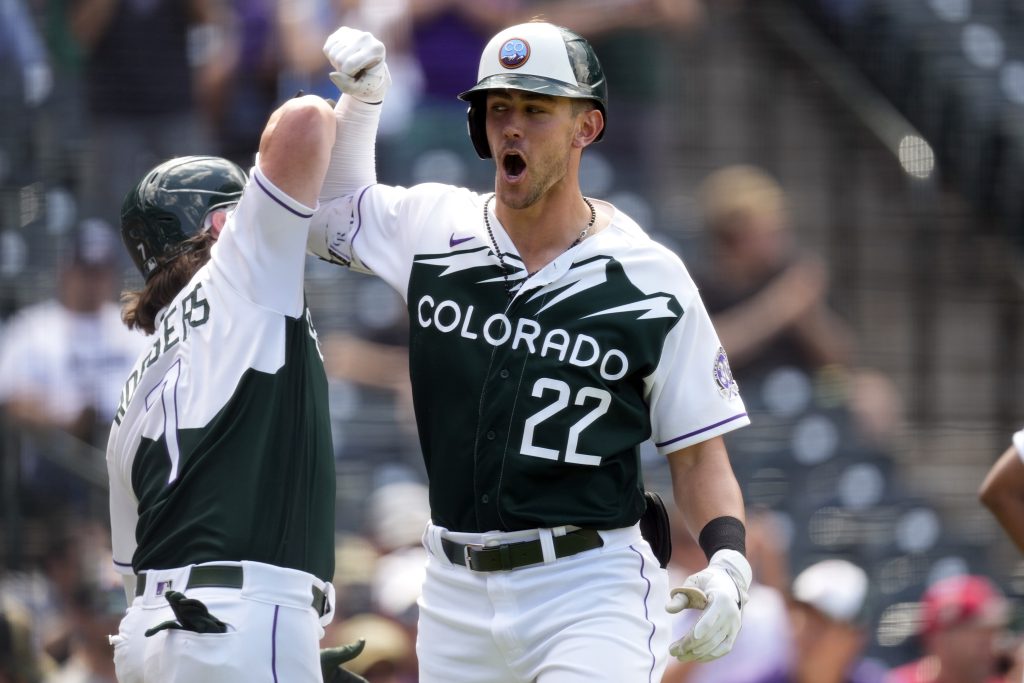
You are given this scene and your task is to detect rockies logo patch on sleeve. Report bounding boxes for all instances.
[713,346,739,400]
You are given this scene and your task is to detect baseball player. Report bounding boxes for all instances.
[310,22,753,682]
[105,96,354,682]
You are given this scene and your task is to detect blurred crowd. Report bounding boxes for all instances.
[1,0,1022,682]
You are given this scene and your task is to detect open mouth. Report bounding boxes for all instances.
[502,151,527,180]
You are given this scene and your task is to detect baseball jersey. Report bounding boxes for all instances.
[309,183,749,533]
[107,166,336,581]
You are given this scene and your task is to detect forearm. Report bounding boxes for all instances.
[667,437,745,539]
[319,27,391,201]
[319,96,382,201]
[791,305,856,368]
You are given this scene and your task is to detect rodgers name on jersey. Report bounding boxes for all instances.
[114,281,211,426]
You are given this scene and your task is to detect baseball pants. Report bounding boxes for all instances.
[111,560,333,683]
[418,523,671,683]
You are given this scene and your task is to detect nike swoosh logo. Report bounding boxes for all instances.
[449,234,474,248]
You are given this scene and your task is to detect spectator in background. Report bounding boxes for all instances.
[696,164,855,381]
[783,559,887,683]
[979,426,1024,555]
[278,0,422,140]
[43,565,125,683]
[0,220,147,515]
[0,0,52,109]
[887,575,1010,683]
[67,0,232,227]
[694,164,903,448]
[364,481,429,629]
[208,0,281,167]
[0,598,43,683]
[0,523,109,670]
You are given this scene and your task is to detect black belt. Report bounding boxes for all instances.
[135,565,329,616]
[441,528,604,572]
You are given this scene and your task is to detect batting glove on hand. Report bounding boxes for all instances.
[320,641,369,683]
[323,27,391,104]
[666,549,752,662]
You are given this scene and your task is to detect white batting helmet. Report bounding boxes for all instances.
[458,22,608,159]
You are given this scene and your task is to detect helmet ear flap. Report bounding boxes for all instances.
[466,102,492,160]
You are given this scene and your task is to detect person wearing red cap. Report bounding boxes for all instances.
[886,575,1010,683]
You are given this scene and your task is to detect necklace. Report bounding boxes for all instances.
[483,194,596,299]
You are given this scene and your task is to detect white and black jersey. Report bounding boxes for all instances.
[309,183,748,533]
[108,167,336,581]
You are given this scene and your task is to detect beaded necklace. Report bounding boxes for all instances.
[482,193,596,299]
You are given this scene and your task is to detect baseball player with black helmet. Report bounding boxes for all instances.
[310,21,753,682]
[106,96,364,681]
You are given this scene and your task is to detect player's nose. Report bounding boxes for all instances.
[502,114,524,140]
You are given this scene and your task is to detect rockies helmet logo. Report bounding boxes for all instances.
[499,38,530,69]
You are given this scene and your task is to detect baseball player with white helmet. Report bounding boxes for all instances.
[312,21,753,682]
[106,96,364,682]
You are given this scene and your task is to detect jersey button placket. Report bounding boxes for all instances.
[499,369,510,379]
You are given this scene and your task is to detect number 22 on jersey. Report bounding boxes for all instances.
[520,377,611,466]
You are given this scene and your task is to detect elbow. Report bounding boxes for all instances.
[261,96,336,162]
[278,96,337,154]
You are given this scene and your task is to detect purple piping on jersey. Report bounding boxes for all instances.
[271,605,280,683]
[629,545,659,683]
[253,173,314,218]
[655,412,748,449]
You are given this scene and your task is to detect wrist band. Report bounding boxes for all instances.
[698,516,746,561]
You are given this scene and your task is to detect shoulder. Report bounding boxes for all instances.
[598,203,699,302]
[367,182,483,211]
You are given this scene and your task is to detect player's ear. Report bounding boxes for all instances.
[573,107,604,150]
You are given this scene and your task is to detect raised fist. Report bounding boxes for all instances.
[323,27,391,104]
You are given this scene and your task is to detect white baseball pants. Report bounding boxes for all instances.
[417,523,671,683]
[111,560,333,683]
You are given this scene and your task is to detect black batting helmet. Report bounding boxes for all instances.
[120,156,246,281]
[458,22,608,159]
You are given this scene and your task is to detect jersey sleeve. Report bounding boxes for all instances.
[646,273,750,455]
[208,164,316,318]
[307,183,465,298]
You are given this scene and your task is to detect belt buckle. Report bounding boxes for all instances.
[463,543,485,570]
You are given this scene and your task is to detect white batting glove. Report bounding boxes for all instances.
[666,549,752,662]
[322,27,391,104]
